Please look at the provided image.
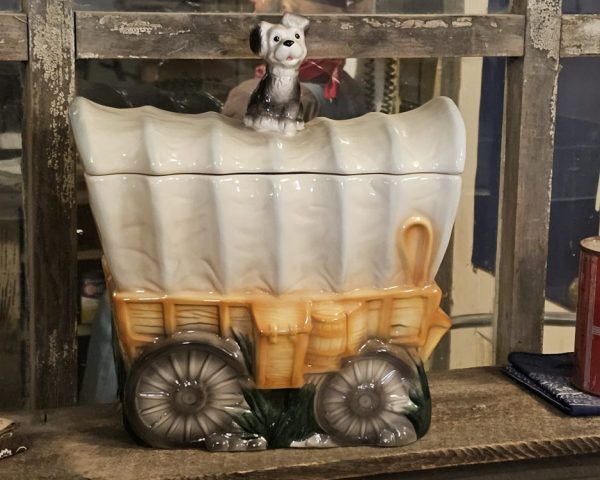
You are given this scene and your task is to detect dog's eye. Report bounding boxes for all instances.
[273,36,280,42]
[295,33,300,39]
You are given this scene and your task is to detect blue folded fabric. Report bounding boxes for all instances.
[503,352,600,416]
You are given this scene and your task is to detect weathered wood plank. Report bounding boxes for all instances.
[431,56,461,371]
[5,368,600,479]
[561,15,600,57]
[75,12,525,59]
[22,0,78,408]
[495,0,562,363]
[0,14,28,61]
[0,220,26,409]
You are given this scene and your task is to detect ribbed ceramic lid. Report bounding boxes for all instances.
[69,96,465,177]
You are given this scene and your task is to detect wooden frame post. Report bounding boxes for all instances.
[495,0,563,363]
[22,0,78,408]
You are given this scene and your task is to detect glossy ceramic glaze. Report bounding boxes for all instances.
[69,95,465,451]
[70,95,465,176]
[71,96,464,296]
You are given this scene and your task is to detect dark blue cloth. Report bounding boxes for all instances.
[503,352,600,416]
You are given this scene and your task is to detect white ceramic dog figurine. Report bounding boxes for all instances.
[244,13,309,136]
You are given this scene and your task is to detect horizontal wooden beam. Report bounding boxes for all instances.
[75,12,525,59]
[561,15,600,57]
[0,14,28,61]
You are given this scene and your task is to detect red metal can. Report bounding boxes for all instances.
[574,236,600,395]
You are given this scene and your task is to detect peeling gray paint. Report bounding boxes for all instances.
[110,20,163,36]
[168,28,192,36]
[363,17,451,29]
[47,330,58,370]
[563,18,600,56]
[548,70,560,140]
[452,17,473,28]
[528,0,561,61]
[29,1,75,207]
[581,19,600,39]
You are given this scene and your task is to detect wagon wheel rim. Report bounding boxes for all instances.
[126,344,244,448]
[315,354,416,445]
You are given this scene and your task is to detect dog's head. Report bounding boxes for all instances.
[249,13,309,70]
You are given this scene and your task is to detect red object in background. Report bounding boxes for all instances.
[254,59,345,100]
[574,237,600,395]
[299,59,344,100]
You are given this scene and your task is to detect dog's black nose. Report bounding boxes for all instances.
[283,40,294,47]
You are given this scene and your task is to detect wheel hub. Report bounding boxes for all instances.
[350,384,381,416]
[174,384,207,413]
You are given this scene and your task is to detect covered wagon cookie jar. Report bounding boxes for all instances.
[69,13,465,451]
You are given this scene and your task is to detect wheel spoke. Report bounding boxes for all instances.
[359,418,368,439]
[351,361,365,385]
[139,401,171,417]
[209,374,239,393]
[187,350,201,381]
[327,382,350,398]
[152,360,176,386]
[195,352,209,383]
[150,410,175,430]
[378,368,398,386]
[185,349,192,381]
[373,359,388,382]
[169,352,186,383]
[344,416,360,437]
[138,391,170,399]
[379,409,407,432]
[384,394,414,413]
[165,414,182,439]
[366,359,375,383]
[195,412,209,437]
[200,407,226,431]
[322,395,346,405]
[325,406,349,426]
[198,355,223,381]
[369,416,381,437]
[183,415,193,442]
[333,372,355,392]
[209,392,243,406]
[204,362,231,385]
[140,375,171,393]
[324,404,348,418]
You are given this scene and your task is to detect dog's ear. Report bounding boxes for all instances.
[249,24,263,55]
[281,13,309,32]
[250,21,273,56]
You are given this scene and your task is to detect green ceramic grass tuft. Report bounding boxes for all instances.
[406,362,432,438]
[234,385,323,448]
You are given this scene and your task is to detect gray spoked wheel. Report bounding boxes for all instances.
[315,354,417,445]
[124,342,245,449]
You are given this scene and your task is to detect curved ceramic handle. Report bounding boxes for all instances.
[397,216,434,287]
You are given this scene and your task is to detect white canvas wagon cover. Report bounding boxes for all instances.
[70,97,465,295]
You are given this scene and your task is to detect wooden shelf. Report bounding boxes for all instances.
[6,368,600,479]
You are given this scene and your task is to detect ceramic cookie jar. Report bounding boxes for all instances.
[69,14,465,452]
